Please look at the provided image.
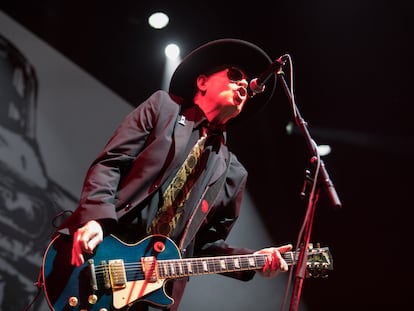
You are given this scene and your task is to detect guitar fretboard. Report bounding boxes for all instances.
[157,252,296,278]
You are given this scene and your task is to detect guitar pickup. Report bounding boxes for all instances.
[141,256,158,283]
[108,259,127,289]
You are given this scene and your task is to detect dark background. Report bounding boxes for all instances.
[1,0,411,310]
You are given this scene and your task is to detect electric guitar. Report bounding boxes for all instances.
[41,234,333,310]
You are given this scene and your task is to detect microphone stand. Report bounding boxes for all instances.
[274,63,342,311]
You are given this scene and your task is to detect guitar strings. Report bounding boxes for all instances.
[88,248,331,283]
[90,253,296,280]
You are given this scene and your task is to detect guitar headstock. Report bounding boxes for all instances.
[305,243,333,278]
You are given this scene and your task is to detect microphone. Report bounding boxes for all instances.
[249,56,285,94]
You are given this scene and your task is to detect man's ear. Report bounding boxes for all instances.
[196,74,208,92]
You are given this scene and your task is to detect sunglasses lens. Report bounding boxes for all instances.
[227,67,245,82]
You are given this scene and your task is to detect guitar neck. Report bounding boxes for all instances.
[157,252,297,279]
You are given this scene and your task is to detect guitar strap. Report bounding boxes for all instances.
[178,153,233,252]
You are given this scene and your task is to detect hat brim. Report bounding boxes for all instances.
[169,38,276,125]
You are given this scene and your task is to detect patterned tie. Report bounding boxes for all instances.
[149,129,208,236]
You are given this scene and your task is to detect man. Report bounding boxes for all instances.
[55,38,292,310]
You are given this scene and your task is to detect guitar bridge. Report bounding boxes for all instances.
[108,259,127,289]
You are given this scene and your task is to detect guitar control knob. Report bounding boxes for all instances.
[99,308,108,311]
[88,294,98,304]
[154,241,165,253]
[68,296,78,307]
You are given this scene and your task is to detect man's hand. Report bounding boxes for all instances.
[254,244,293,278]
[71,220,103,267]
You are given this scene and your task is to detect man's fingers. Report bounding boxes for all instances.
[71,252,85,267]
[71,238,85,267]
[71,235,99,266]
[277,254,288,272]
[70,221,104,267]
[85,234,102,253]
[277,244,293,253]
[276,244,292,272]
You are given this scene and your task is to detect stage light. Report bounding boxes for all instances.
[162,44,181,91]
[164,44,180,60]
[148,12,169,29]
[317,144,332,156]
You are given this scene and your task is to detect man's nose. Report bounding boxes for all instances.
[237,79,248,88]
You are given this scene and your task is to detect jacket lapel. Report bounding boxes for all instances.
[162,114,195,181]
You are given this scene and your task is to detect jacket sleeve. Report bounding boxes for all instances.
[193,153,257,281]
[56,91,170,235]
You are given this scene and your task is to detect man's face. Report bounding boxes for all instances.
[198,67,249,123]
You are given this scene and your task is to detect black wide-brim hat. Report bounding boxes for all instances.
[169,38,277,125]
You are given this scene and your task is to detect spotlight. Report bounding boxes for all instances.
[164,44,180,60]
[161,44,181,91]
[317,145,332,156]
[148,12,169,29]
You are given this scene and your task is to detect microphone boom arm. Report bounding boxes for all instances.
[249,56,285,94]
[277,68,342,209]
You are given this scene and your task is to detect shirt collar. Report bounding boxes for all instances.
[180,104,227,142]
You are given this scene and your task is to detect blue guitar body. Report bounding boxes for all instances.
[42,234,180,310]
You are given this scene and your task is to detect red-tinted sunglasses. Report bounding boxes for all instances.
[226,67,248,83]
